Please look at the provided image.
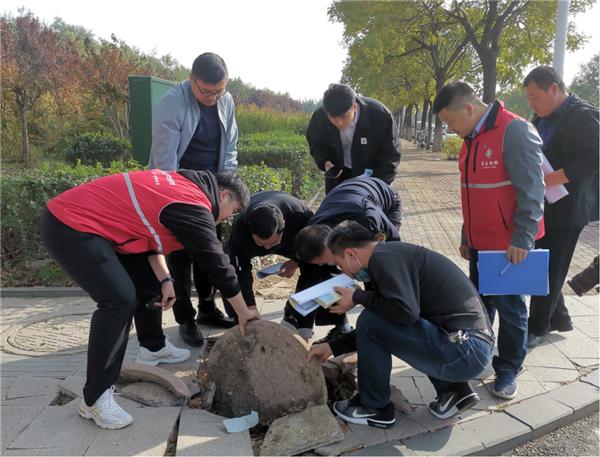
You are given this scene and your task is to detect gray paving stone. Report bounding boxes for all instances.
[548,328,599,359]
[58,375,86,399]
[315,419,364,456]
[1,393,55,407]
[523,340,575,369]
[176,407,253,456]
[84,402,181,456]
[527,366,580,383]
[3,446,89,456]
[1,399,49,451]
[572,315,599,339]
[390,375,422,405]
[463,411,533,455]
[412,376,436,404]
[5,375,61,399]
[345,441,412,456]
[400,423,484,455]
[8,400,100,451]
[347,421,387,449]
[570,357,600,368]
[581,369,599,387]
[547,381,600,419]
[384,413,428,442]
[260,405,343,455]
[504,395,573,438]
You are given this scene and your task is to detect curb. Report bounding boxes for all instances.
[349,371,599,456]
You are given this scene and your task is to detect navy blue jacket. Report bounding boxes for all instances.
[309,176,402,240]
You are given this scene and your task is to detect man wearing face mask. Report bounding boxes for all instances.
[221,191,314,318]
[307,222,494,429]
[150,52,239,345]
[307,83,401,193]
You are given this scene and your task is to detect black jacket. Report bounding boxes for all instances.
[159,170,240,298]
[306,96,401,184]
[224,191,313,306]
[309,176,402,241]
[533,95,599,229]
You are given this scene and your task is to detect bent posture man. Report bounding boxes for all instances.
[308,222,494,429]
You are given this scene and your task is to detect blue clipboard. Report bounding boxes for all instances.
[478,249,549,296]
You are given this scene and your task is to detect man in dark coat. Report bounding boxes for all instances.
[307,83,401,193]
[523,65,599,347]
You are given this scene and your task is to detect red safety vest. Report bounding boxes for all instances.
[47,169,213,254]
[459,103,544,250]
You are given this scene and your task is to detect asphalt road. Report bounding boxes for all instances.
[503,412,599,456]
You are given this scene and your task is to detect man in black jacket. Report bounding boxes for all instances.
[307,84,401,193]
[523,66,599,348]
[223,191,314,315]
[307,222,493,429]
[288,176,402,341]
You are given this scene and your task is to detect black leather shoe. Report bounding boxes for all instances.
[550,320,573,332]
[196,307,237,328]
[178,321,205,347]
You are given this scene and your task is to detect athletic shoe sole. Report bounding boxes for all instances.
[134,353,190,367]
[491,387,518,400]
[428,392,480,419]
[79,406,133,430]
[333,403,396,428]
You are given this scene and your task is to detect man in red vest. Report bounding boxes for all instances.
[433,81,545,400]
[42,170,259,430]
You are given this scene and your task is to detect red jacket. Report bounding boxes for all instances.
[48,169,212,255]
[459,103,544,250]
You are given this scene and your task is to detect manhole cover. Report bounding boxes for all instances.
[4,313,92,356]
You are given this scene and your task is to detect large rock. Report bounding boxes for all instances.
[206,320,327,425]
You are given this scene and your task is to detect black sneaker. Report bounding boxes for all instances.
[178,321,205,347]
[333,394,395,429]
[314,326,352,345]
[196,307,236,329]
[428,383,479,419]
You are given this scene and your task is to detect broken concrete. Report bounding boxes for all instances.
[119,362,192,399]
[119,381,184,407]
[259,405,343,456]
[207,320,327,425]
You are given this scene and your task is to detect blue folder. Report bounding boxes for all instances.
[478,249,549,296]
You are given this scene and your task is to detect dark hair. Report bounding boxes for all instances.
[247,205,285,239]
[191,52,228,84]
[523,65,566,92]
[323,83,356,117]
[326,221,375,255]
[215,172,250,210]
[432,81,478,114]
[294,224,332,262]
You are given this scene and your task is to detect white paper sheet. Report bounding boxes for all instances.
[542,154,569,204]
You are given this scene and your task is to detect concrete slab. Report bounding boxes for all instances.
[58,375,86,399]
[548,328,599,359]
[1,400,49,451]
[570,357,600,368]
[314,420,364,456]
[346,422,387,449]
[5,375,61,400]
[1,393,55,407]
[523,340,575,369]
[260,405,343,456]
[464,412,533,456]
[581,369,599,387]
[504,395,573,438]
[84,402,181,456]
[572,315,599,339]
[412,376,436,404]
[390,376,422,405]
[345,441,412,456]
[3,446,90,456]
[400,424,484,456]
[176,407,253,456]
[527,366,580,383]
[547,381,600,419]
[384,413,428,442]
[8,400,100,451]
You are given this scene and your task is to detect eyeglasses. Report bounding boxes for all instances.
[193,79,227,98]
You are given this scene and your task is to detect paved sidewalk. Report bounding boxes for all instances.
[1,142,598,455]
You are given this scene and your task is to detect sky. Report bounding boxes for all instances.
[2,0,598,101]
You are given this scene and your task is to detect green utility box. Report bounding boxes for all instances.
[128,75,177,164]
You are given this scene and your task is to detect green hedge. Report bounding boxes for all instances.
[66,132,132,166]
[0,161,292,286]
[238,130,321,198]
[236,105,310,135]
[442,136,462,160]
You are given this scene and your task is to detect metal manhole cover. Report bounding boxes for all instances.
[4,313,92,356]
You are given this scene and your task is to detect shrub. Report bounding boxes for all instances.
[65,132,132,166]
[238,130,321,198]
[442,136,462,160]
[236,105,310,135]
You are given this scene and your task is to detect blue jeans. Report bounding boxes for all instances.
[469,249,527,374]
[356,309,493,409]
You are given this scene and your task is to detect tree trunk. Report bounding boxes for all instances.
[18,104,30,164]
[403,104,413,139]
[413,108,419,143]
[420,98,429,134]
[481,52,499,104]
[426,103,434,151]
[432,114,443,152]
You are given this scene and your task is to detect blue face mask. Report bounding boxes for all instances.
[346,254,370,282]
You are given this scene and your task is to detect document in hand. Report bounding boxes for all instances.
[289,273,356,316]
[542,154,569,204]
[478,249,549,296]
[256,262,285,279]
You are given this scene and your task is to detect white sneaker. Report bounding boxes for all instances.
[79,385,133,429]
[135,338,190,366]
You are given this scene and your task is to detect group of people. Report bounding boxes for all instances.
[42,52,598,431]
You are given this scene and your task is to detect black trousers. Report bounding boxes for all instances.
[528,226,584,336]
[283,262,347,329]
[41,209,164,406]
